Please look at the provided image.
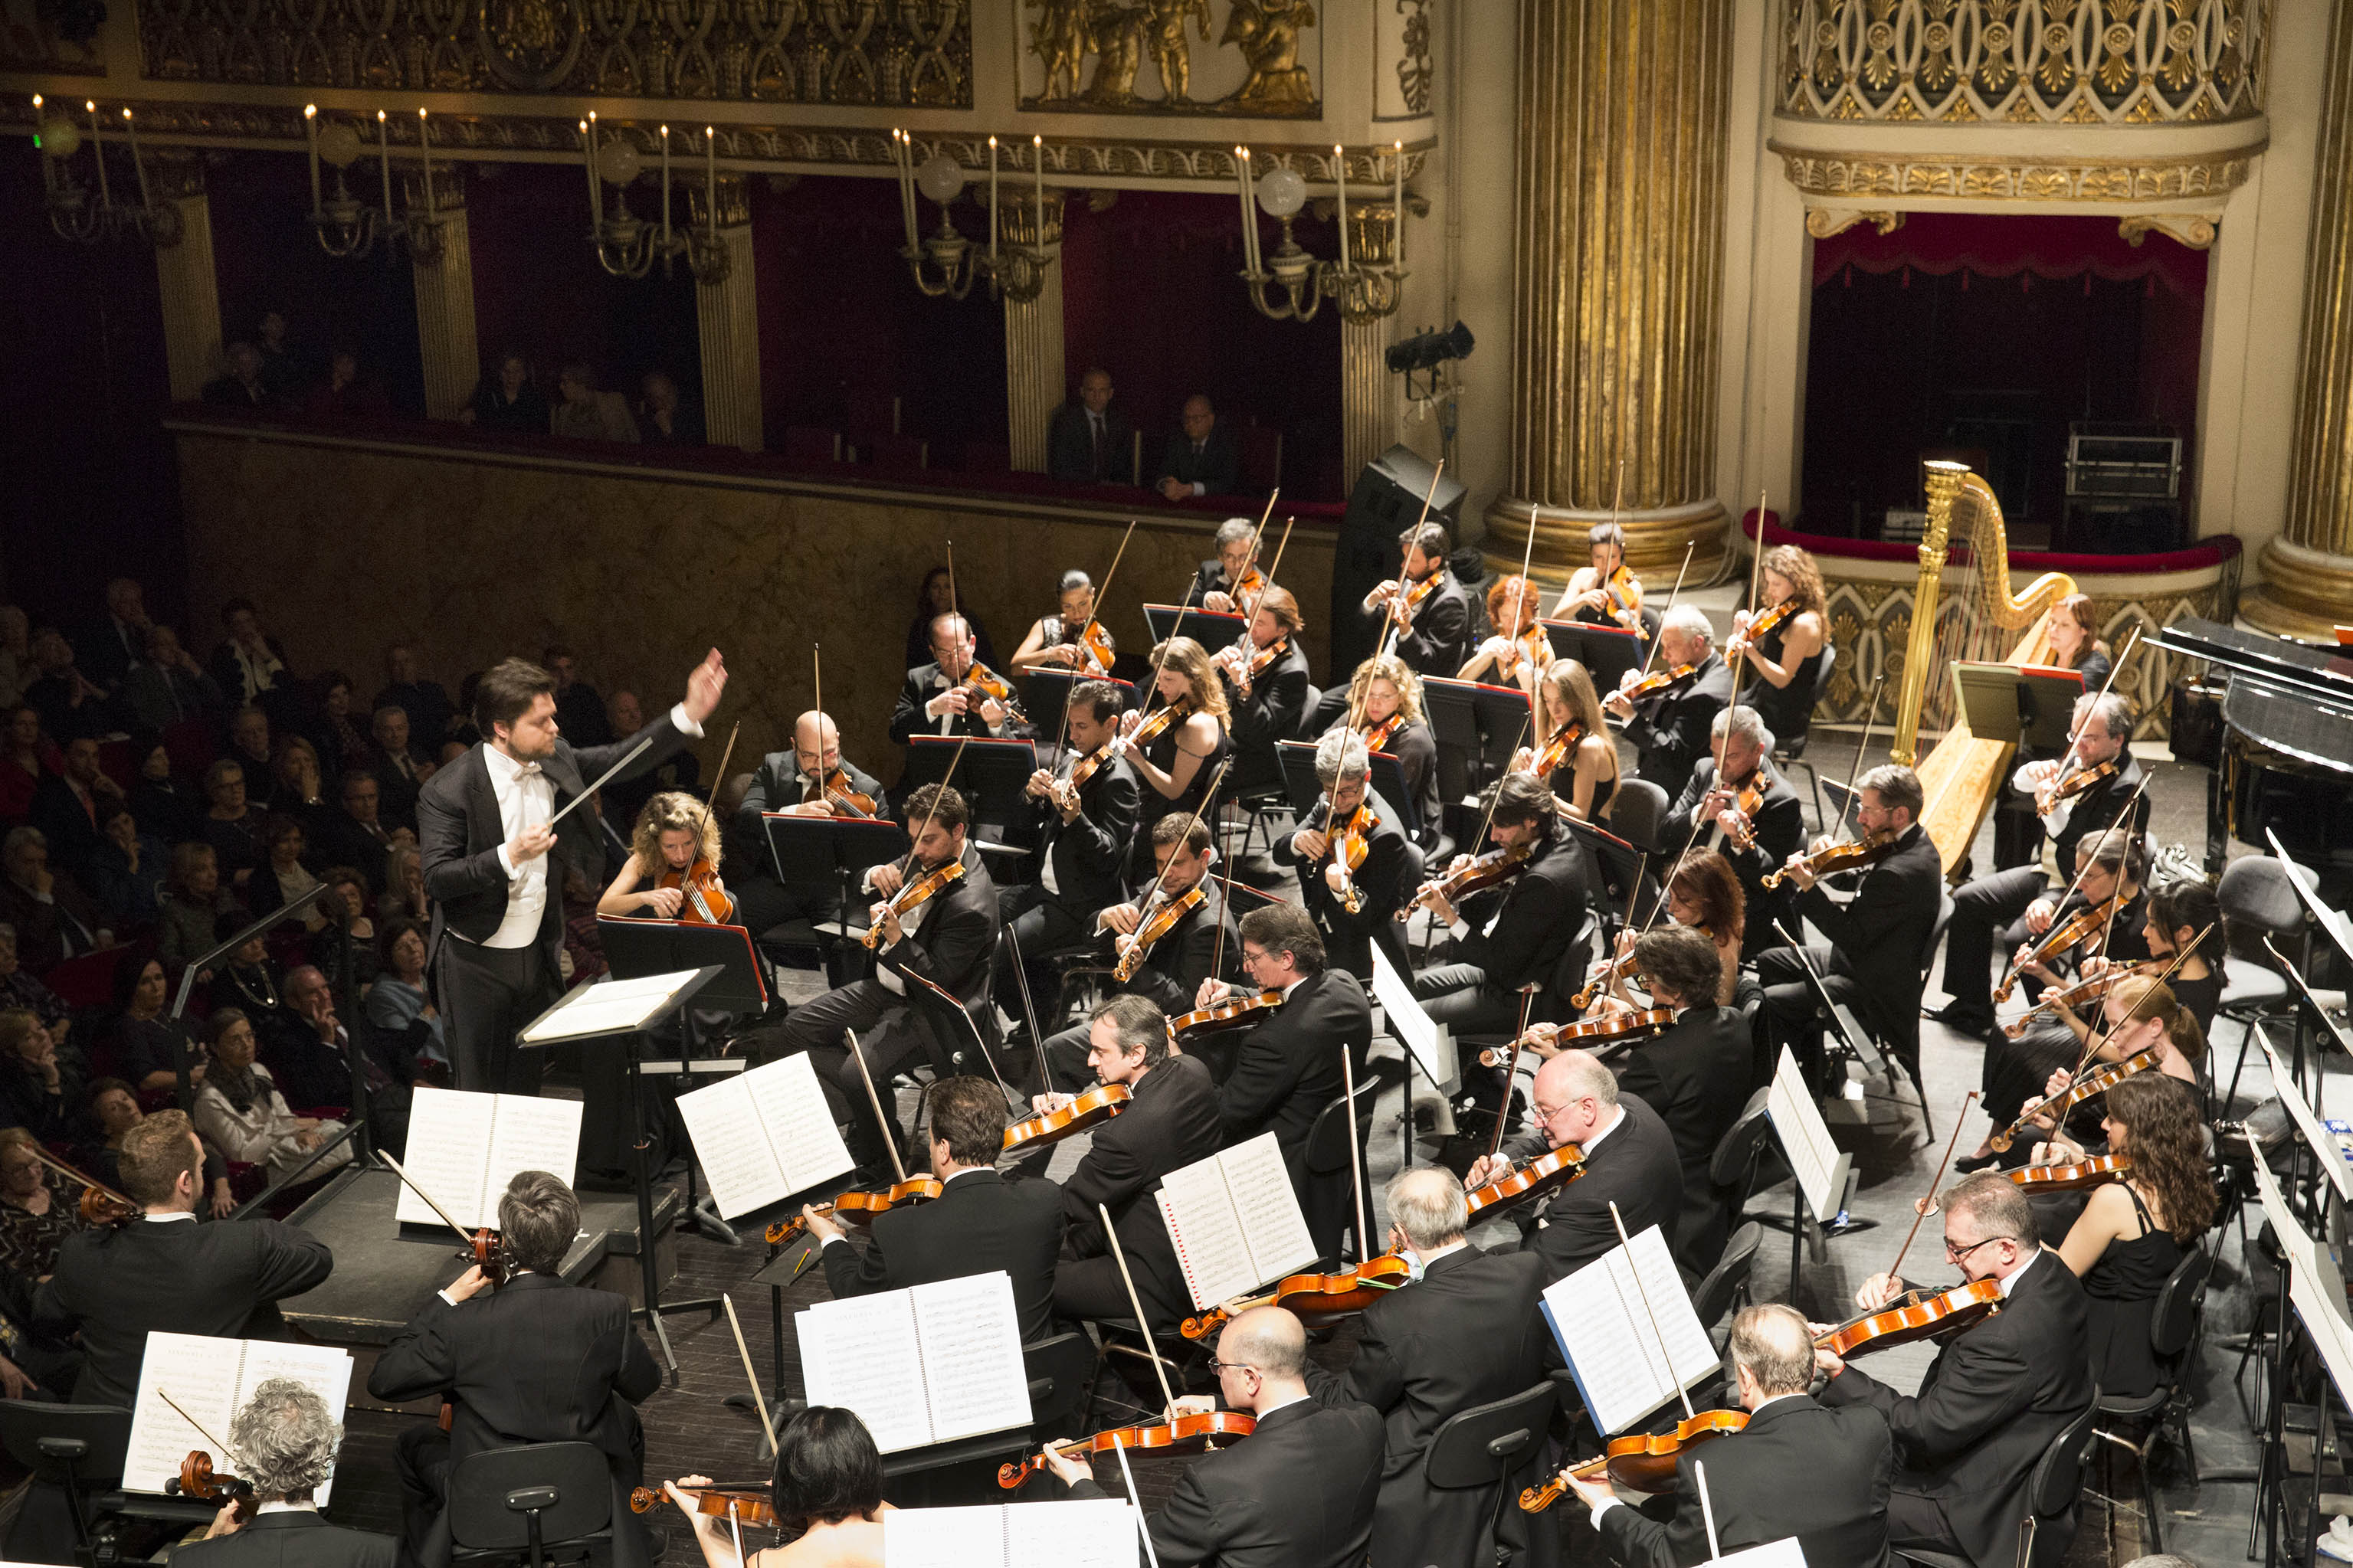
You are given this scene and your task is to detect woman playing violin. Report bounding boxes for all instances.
[2073,879,2223,1035]
[597,791,728,922]
[665,1406,890,1568]
[1552,520,1643,630]
[1587,851,1748,1016]
[1326,653,1439,836]
[1512,659,1617,823]
[1984,976,2206,1178]
[1009,568,1115,676]
[1118,635,1231,850]
[1458,574,1548,697]
[1724,545,1828,751]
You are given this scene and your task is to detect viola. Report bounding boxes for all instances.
[763,1176,945,1246]
[1115,884,1206,981]
[1760,827,1899,889]
[1360,712,1406,754]
[1519,1409,1750,1510]
[2036,758,2118,818]
[1171,989,1285,1043]
[468,1226,508,1288]
[1002,1083,1132,1155]
[1399,842,1532,923]
[1994,890,2125,1003]
[861,859,968,950]
[1318,801,1375,915]
[2009,1154,2131,1193]
[633,1482,775,1527]
[1465,1144,1586,1223]
[2001,961,2155,1039]
[802,768,879,819]
[169,1450,254,1521]
[1988,1043,2162,1152]
[1529,720,1586,781]
[1127,695,1196,749]
[1619,663,1698,704]
[998,1410,1257,1491]
[1180,1253,1412,1341]
[1815,1278,2004,1359]
[658,856,734,926]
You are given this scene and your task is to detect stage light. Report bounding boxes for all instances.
[1386,319,1475,376]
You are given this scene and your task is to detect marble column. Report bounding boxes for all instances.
[2247,0,2353,638]
[694,176,763,453]
[149,156,220,405]
[1003,190,1067,473]
[1483,0,1733,584]
[408,176,479,423]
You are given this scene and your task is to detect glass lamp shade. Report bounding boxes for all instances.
[916,152,966,205]
[1254,165,1306,219]
[38,119,82,159]
[595,138,644,188]
[316,121,364,169]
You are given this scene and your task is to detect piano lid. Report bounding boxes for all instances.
[2151,617,2353,715]
[2221,682,2353,776]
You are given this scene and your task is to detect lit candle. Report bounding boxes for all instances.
[377,110,392,224]
[585,111,602,228]
[303,105,321,211]
[1032,134,1045,243]
[123,107,149,209]
[1333,143,1349,271]
[659,124,670,251]
[891,129,916,247]
[1392,139,1404,268]
[418,109,434,214]
[1234,146,1254,273]
[987,134,998,261]
[704,126,716,225]
[85,101,108,206]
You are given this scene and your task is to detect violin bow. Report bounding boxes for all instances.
[1624,542,1696,689]
[1695,491,1769,850]
[1101,1200,1181,1422]
[893,735,970,885]
[1127,760,1233,961]
[1341,1046,1369,1259]
[22,1144,132,1213]
[1504,503,1539,675]
[1375,462,1445,661]
[1487,987,1538,1163]
[2051,627,2142,777]
[1250,516,1298,621]
[1075,517,1139,677]
[1830,676,1887,840]
[1606,1200,1696,1419]
[722,1294,781,1459]
[1887,1091,1979,1282]
[1997,774,2148,1000]
[380,1149,480,1251]
[1319,679,1372,907]
[685,721,741,889]
[159,1388,238,1464]
[843,1028,910,1185]
[1004,924,1050,1095]
[1107,1431,1166,1568]
[2059,920,2212,1086]
[1206,768,1240,994]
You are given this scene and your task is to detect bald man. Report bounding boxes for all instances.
[727,712,890,947]
[1048,1306,1382,1567]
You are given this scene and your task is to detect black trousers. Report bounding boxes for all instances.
[1885,1488,1966,1557]
[1943,864,2053,1017]
[992,885,1093,1033]
[435,937,553,1096]
[768,980,946,1169]
[1755,943,1862,1094]
[1414,962,1522,1105]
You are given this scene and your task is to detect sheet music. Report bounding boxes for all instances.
[394,1085,496,1229]
[883,1501,1139,1568]
[909,1274,1031,1444]
[1711,1537,1811,1568]
[1156,1151,1263,1312]
[743,1052,855,1197]
[675,1075,783,1218]
[518,969,702,1043]
[2268,830,2353,969]
[485,1095,584,1208]
[1539,1226,1718,1435]
[797,1295,933,1454]
[1220,1134,1319,1285]
[2258,1034,2353,1205]
[2247,1137,2353,1413]
[1371,945,1457,1092]
[1767,1046,1845,1223]
[123,1334,354,1501]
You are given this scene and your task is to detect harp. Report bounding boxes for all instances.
[1893,462,2076,874]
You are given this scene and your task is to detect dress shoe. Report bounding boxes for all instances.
[1924,999,1994,1034]
[1953,1151,1998,1174]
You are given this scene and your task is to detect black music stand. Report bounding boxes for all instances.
[1020,671,1137,762]
[1422,676,1535,790]
[1561,815,1658,933]
[1145,603,1246,648]
[1273,739,1417,836]
[904,735,1039,834]
[1950,661,2086,749]
[516,965,730,1377]
[1542,619,1647,692]
[760,812,910,944]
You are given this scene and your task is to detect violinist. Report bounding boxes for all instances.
[1814,1173,2092,1567]
[802,1076,1064,1343]
[1755,764,1942,1095]
[994,681,1139,1037]
[1322,653,1440,840]
[2021,976,2204,1128]
[1274,731,1411,978]
[595,791,729,921]
[1660,706,1802,959]
[1457,574,1549,698]
[1189,516,1263,614]
[1041,996,1222,1334]
[1360,521,1473,679]
[1552,519,1645,630]
[1119,635,1231,852]
[1723,545,1830,754]
[1515,658,1618,823]
[369,1170,663,1568]
[1008,568,1115,675]
[889,613,1008,743]
[664,1407,888,1568]
[2085,878,2223,1035]
[175,1378,398,1567]
[1462,1050,1680,1286]
[1215,584,1309,797]
[1996,600,2120,869]
[1301,1168,1548,1568]
[1196,905,1371,1187]
[727,712,886,960]
[1604,606,1732,792]
[1606,928,1753,1272]
[1045,1305,1385,1568]
[764,784,998,1177]
[1562,1304,1894,1568]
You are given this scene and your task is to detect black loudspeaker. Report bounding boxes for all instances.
[1330,445,1468,673]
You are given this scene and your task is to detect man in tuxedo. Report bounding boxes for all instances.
[1155,393,1242,501]
[1817,1174,2093,1566]
[725,709,889,943]
[1274,730,1413,980]
[1223,584,1311,797]
[1195,904,1371,1187]
[1051,1306,1383,1568]
[994,681,1139,1035]
[119,624,225,732]
[369,703,433,833]
[1564,1303,1894,1568]
[35,1111,333,1409]
[1040,995,1224,1333]
[1755,764,1943,1094]
[1308,1167,1549,1568]
[1188,516,1262,612]
[417,650,723,1098]
[1660,706,1805,961]
[1466,1049,1681,1286]
[1361,522,1473,679]
[805,1074,1064,1341]
[1613,927,1756,1273]
[766,783,1000,1174]
[31,736,122,880]
[890,614,1010,745]
[369,1171,663,1568]
[1046,367,1136,485]
[1930,692,2148,1036]
[315,772,400,894]
[175,1379,400,1567]
[1604,605,1734,793]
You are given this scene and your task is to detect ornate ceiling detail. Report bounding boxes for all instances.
[1017,0,1321,117]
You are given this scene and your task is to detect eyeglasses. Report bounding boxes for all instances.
[1945,1234,2013,1261]
[1204,1357,1258,1379]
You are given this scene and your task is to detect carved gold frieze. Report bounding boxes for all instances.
[1773,144,2260,201]
[1804,208,1903,238]
[1018,0,1320,117]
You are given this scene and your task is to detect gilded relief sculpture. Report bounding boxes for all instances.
[1020,0,1317,116]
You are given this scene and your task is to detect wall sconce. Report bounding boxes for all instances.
[30,97,182,247]
[1234,142,1408,324]
[888,129,1060,304]
[580,114,730,283]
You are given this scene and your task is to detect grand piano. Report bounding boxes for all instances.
[2154,618,2353,870]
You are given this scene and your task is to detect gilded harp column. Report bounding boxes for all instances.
[2248,0,2353,639]
[1484,0,1733,584]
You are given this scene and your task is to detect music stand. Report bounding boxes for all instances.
[904,735,1038,834]
[1949,661,2086,750]
[1542,619,1646,692]
[761,812,910,944]
[516,966,730,1375]
[1019,671,1137,759]
[1422,676,1535,791]
[1561,815,1658,933]
[1145,603,1246,648]
[1274,740,1417,836]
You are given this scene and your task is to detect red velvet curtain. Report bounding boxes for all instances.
[1812,211,2209,296]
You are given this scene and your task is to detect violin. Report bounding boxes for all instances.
[959,662,1029,724]
[1720,764,1777,850]
[79,1187,137,1225]
[802,768,879,819]
[2001,961,2155,1039]
[1002,1083,1131,1155]
[1568,923,1715,1011]
[1814,1278,2004,1359]
[1519,1409,1750,1510]
[1465,1144,1586,1223]
[1115,885,1206,981]
[1619,663,1698,704]
[1988,1043,2161,1152]
[1318,801,1375,915]
[1760,827,1899,889]
[1480,1010,1673,1067]
[1360,713,1406,754]
[1180,1253,1412,1341]
[1735,597,1798,648]
[998,1410,1257,1490]
[657,856,733,926]
[1386,571,1443,627]
[633,1482,775,1527]
[763,1176,945,1246]
[861,859,968,950]
[1240,634,1290,682]
[1171,989,1285,1043]
[2036,758,2117,817]
[1069,618,1116,676]
[1994,891,2125,1003]
[1399,842,1532,923]
[1127,695,1196,749]
[1063,743,1116,792]
[1600,565,1642,621]
[169,1450,254,1522]
[1529,720,1586,781]
[2009,1154,2131,1193]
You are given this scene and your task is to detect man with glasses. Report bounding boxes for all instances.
[890,613,1006,744]
[1275,730,1412,979]
[1462,1049,1680,1286]
[1046,1305,1382,1566]
[1814,1172,2092,1566]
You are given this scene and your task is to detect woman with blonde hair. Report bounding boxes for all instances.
[1459,575,1548,696]
[1329,653,1438,834]
[1727,544,1829,750]
[597,791,729,921]
[1120,635,1231,847]
[1514,658,1618,823]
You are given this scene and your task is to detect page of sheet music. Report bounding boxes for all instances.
[519,971,697,1043]
[742,1052,854,1197]
[909,1273,1031,1445]
[483,1095,584,1219]
[1155,1153,1258,1311]
[798,1296,934,1454]
[230,1341,356,1504]
[676,1075,785,1219]
[1767,1046,1843,1223]
[2258,1036,2353,1205]
[881,1506,1000,1568]
[394,1085,496,1229]
[1709,1537,1810,1568]
[1370,947,1457,1092]
[1219,1133,1317,1286]
[1541,1227,1717,1435]
[1003,1498,1139,1567]
[122,1334,245,1494]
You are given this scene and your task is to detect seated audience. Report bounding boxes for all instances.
[310,673,375,777]
[370,703,431,830]
[159,843,238,972]
[638,370,705,446]
[0,607,29,709]
[23,628,115,743]
[208,602,290,711]
[317,771,402,893]
[126,735,200,846]
[224,706,280,809]
[77,577,151,695]
[102,953,202,1094]
[0,923,69,1036]
[375,643,454,755]
[551,363,641,443]
[192,1008,352,1180]
[118,623,224,732]
[546,644,615,748]
[0,705,52,824]
[366,918,446,1071]
[378,843,428,925]
[0,1009,88,1141]
[200,760,267,886]
[302,347,392,421]
[31,735,124,879]
[87,804,165,928]
[461,349,549,432]
[200,342,280,410]
[0,1128,88,1281]
[245,815,329,932]
[83,1080,234,1217]
[0,827,109,970]
[254,310,311,403]
[1047,366,1136,486]
[1155,393,1241,500]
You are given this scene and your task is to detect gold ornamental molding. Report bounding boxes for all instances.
[2119,211,2217,247]
[1771,142,2261,201]
[1018,0,1322,118]
[1804,208,1904,238]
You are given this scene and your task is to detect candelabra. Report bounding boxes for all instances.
[887,131,1060,304]
[580,116,731,283]
[300,107,444,263]
[31,97,182,247]
[1233,145,1409,325]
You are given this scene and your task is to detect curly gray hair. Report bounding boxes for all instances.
[228,1377,342,1501]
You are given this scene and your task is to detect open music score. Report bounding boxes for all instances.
[518,969,707,1043]
[394,1086,582,1232]
[796,1272,1031,1455]
[1371,946,1457,1093]
[2244,1135,2353,1416]
[673,1052,855,1219]
[123,1333,353,1501]
[883,1498,1139,1567]
[1766,1046,1850,1225]
[1539,1224,1717,1437]
[1155,1131,1319,1312]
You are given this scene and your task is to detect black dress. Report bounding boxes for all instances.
[2083,1185,2182,1399]
[2171,969,2220,1037]
[1134,710,1230,853]
[1741,619,1825,751]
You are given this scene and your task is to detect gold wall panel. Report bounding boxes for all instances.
[1016,0,1321,117]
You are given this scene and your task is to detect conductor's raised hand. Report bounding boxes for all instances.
[682,649,727,727]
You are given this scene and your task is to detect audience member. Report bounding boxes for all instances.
[550,363,641,444]
[208,601,290,710]
[101,954,201,1094]
[310,673,375,777]
[0,925,70,1036]
[31,736,124,879]
[598,689,698,833]
[200,759,267,885]
[87,805,165,928]
[126,736,199,846]
[0,1007,87,1138]
[0,827,109,971]
[313,869,380,995]
[192,1008,351,1180]
[0,1127,88,1281]
[118,624,223,731]
[1155,393,1241,500]
[158,843,238,972]
[246,815,329,931]
[366,918,446,1072]
[267,735,333,845]
[900,567,998,673]
[316,772,401,893]
[224,707,280,809]
[23,628,113,743]
[254,310,312,403]
[638,370,705,446]
[544,645,614,747]
[374,644,454,754]
[0,706,48,825]
[461,350,549,432]
[1047,366,1136,485]
[303,348,391,420]
[370,705,431,830]
[379,843,427,925]
[0,606,30,709]
[201,342,279,410]
[81,1082,234,1216]
[79,578,152,692]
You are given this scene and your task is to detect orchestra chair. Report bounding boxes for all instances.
[1691,1220,1763,1344]
[2091,1247,2213,1555]
[446,1441,614,1568]
[0,1400,215,1565]
[1711,1090,1784,1243]
[38,947,133,1012]
[1896,1396,2098,1568]
[1817,890,1947,1139]
[1423,1379,1559,1568]
[2215,856,2312,1113]
[1299,1061,1397,1263]
[1607,779,1669,856]
[1767,643,1839,833]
